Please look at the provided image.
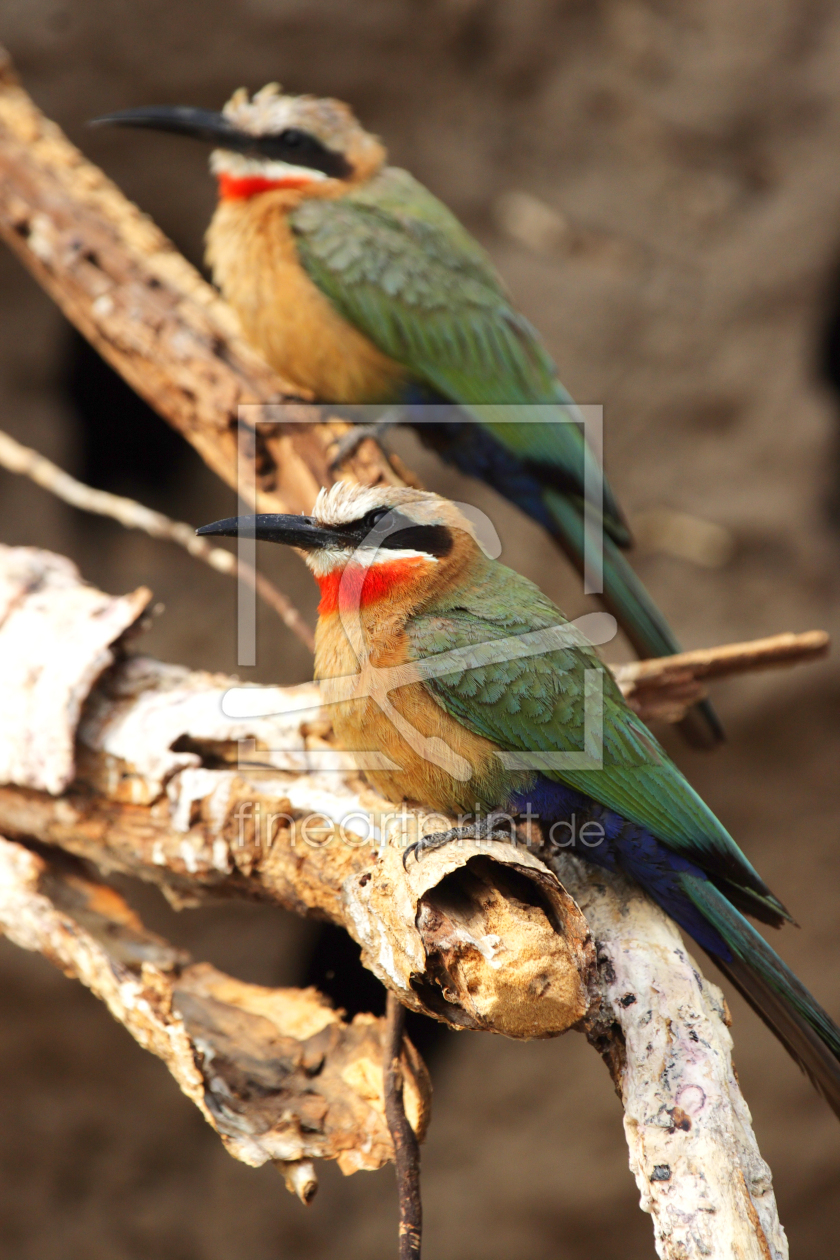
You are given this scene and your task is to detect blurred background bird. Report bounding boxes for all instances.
[95,83,723,748]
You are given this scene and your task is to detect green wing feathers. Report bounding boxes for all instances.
[407,560,780,916]
[290,170,628,539]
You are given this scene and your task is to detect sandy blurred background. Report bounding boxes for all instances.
[1,2,840,1256]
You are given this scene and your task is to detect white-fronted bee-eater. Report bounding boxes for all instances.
[96,84,722,747]
[197,483,840,1118]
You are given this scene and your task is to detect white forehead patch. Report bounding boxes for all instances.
[222,84,298,136]
[313,482,391,527]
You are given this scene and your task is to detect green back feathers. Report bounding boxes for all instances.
[290,169,627,541]
[291,168,557,400]
[407,556,783,920]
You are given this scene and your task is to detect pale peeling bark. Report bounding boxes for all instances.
[552,854,788,1260]
[0,45,810,1255]
[0,649,596,1037]
[0,543,151,794]
[0,832,430,1189]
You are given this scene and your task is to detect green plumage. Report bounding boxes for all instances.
[290,169,722,744]
[290,168,628,540]
[400,553,840,1107]
[404,555,780,920]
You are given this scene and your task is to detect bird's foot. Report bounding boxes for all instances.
[328,415,398,470]
[402,812,516,869]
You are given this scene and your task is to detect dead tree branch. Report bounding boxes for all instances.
[0,43,812,1258]
[552,852,788,1259]
[0,544,813,1256]
[0,543,596,1037]
[0,831,430,1191]
[615,630,829,723]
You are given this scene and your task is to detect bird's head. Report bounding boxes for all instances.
[197,482,483,619]
[92,83,385,200]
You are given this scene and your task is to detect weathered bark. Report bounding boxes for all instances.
[0,832,431,1190]
[555,853,787,1260]
[0,41,811,1255]
[0,544,151,794]
[0,670,596,1038]
[0,45,404,517]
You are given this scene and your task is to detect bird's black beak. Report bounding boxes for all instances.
[90,106,259,154]
[92,105,355,179]
[197,514,344,552]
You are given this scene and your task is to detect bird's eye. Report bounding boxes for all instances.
[278,128,306,147]
[366,508,390,528]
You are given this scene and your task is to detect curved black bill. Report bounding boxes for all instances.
[90,106,353,178]
[90,106,258,150]
[196,513,344,551]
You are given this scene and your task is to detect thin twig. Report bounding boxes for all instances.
[0,421,825,693]
[384,992,422,1260]
[613,629,829,722]
[0,428,315,651]
[615,629,829,684]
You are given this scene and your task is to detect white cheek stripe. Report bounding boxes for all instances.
[306,547,437,576]
[210,150,329,183]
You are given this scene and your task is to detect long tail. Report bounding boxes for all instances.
[683,876,840,1115]
[599,821,840,1115]
[543,489,724,748]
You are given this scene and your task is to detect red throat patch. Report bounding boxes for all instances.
[217,173,314,200]
[316,558,430,617]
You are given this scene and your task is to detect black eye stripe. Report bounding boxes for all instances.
[379,524,453,557]
[337,511,454,558]
[251,129,352,179]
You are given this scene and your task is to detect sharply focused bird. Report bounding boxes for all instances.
[197,482,840,1114]
[96,84,723,747]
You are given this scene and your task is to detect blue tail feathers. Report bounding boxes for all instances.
[510,774,840,1114]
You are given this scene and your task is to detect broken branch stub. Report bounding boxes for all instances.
[0,544,151,794]
[347,839,594,1037]
[614,630,829,725]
